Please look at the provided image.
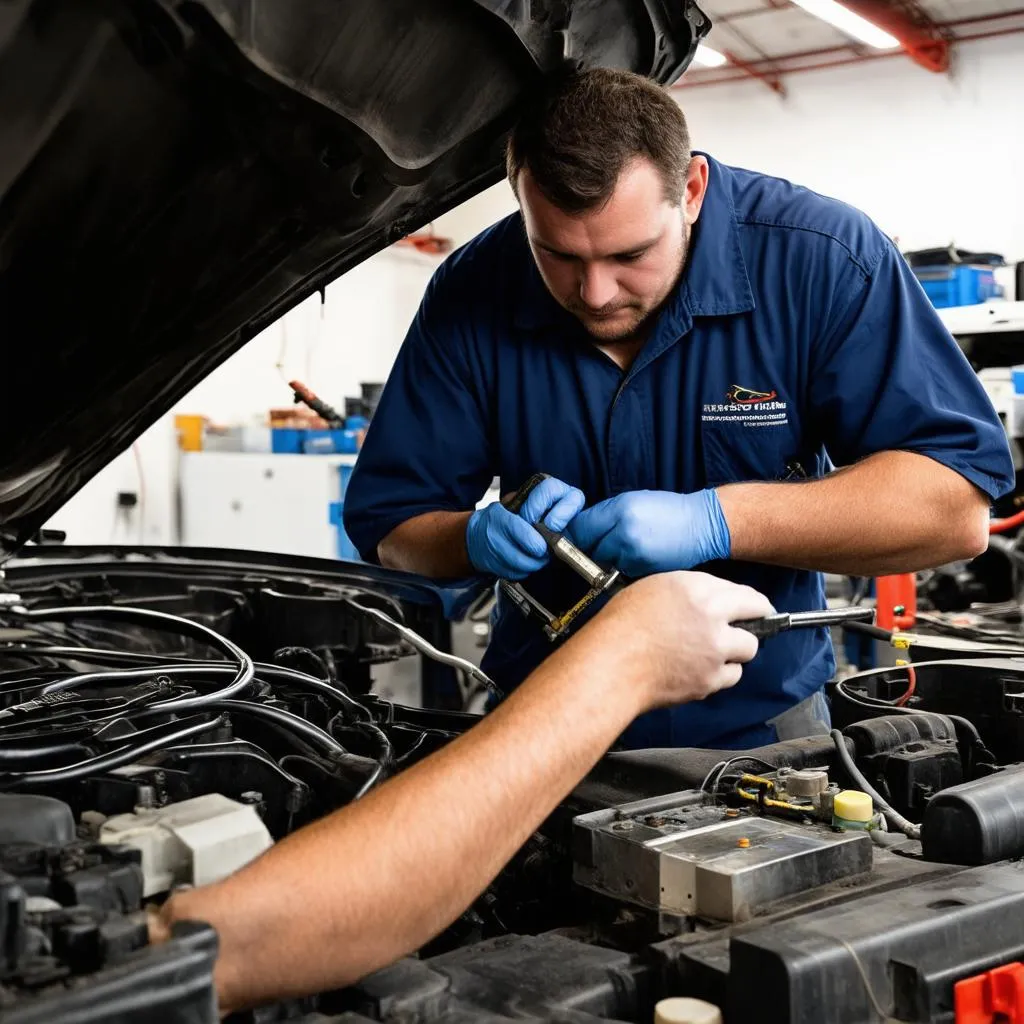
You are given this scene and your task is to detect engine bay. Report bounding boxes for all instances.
[3,553,1024,1024]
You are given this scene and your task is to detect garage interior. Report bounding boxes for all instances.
[2,2,1024,1022]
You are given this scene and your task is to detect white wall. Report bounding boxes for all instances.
[677,34,1024,292]
[43,35,1022,549]
[45,246,448,547]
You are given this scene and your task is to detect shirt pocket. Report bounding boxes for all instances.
[701,421,803,487]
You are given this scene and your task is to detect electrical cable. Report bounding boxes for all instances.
[352,760,385,800]
[255,663,372,722]
[842,620,893,643]
[343,597,502,703]
[835,937,900,1024]
[10,605,254,712]
[161,742,310,799]
[734,777,808,815]
[989,509,1024,535]
[830,729,921,840]
[894,663,916,707]
[394,731,430,768]
[328,713,393,769]
[273,647,334,683]
[0,714,223,789]
[700,755,780,802]
[914,609,1024,645]
[833,677,987,747]
[208,700,346,758]
[0,646,204,667]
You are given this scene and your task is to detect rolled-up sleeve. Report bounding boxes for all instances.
[809,239,1014,500]
[343,268,494,563]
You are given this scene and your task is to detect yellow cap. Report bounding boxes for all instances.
[834,790,873,823]
[655,998,723,1024]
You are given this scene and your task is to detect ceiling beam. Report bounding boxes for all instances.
[723,50,787,94]
[826,1,951,72]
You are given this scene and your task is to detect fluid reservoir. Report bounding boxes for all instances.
[832,790,873,830]
[921,766,1024,865]
[654,997,722,1024]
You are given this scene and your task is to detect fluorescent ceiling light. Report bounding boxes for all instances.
[692,44,728,68]
[790,0,900,50]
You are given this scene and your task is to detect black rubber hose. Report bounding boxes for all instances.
[255,664,373,722]
[13,605,253,713]
[0,742,92,765]
[159,742,310,808]
[0,714,223,789]
[0,647,201,666]
[830,729,921,839]
[988,534,1024,569]
[329,714,394,769]
[842,620,893,642]
[212,700,347,758]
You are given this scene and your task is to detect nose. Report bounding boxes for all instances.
[578,262,618,310]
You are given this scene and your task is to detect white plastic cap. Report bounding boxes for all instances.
[654,997,723,1024]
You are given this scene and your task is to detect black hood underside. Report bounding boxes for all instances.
[0,0,708,558]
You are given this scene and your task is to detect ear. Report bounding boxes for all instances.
[683,155,710,227]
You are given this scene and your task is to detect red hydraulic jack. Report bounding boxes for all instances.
[955,962,1024,1023]
[875,573,916,631]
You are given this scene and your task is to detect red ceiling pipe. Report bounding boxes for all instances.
[832,1,950,72]
[724,50,787,95]
[675,25,1024,87]
[724,48,786,96]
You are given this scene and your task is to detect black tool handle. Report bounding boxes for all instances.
[732,614,790,638]
[503,473,551,515]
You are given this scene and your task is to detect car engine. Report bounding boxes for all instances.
[3,552,1024,1024]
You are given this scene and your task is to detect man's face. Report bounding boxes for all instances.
[519,156,708,343]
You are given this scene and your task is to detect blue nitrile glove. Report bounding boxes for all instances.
[568,489,731,576]
[466,476,586,580]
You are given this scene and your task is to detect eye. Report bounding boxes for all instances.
[615,250,647,263]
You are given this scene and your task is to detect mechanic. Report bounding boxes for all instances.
[343,68,1014,750]
[149,571,771,1013]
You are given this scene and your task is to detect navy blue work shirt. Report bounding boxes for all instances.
[344,154,1013,749]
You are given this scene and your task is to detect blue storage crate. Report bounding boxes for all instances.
[303,429,360,454]
[914,264,1004,309]
[271,427,304,453]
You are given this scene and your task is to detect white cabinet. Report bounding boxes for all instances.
[179,452,357,560]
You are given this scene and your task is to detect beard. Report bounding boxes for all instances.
[567,225,690,344]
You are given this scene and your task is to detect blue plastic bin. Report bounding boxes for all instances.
[914,265,1003,309]
[271,428,304,453]
[303,429,359,454]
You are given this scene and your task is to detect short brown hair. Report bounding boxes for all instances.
[506,67,691,213]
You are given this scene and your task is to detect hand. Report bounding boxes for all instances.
[466,476,585,579]
[587,571,773,712]
[569,489,731,575]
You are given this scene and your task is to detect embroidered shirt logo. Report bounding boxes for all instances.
[726,385,778,405]
[702,384,789,428]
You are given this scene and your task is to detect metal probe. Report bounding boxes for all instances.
[732,606,876,639]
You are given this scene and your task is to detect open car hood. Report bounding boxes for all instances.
[0,0,708,559]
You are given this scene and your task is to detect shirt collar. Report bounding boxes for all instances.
[512,153,755,334]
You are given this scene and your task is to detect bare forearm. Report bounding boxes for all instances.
[717,451,989,575]
[159,618,647,1012]
[377,511,474,577]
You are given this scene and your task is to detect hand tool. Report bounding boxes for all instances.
[732,607,876,638]
[498,475,877,644]
[499,474,623,641]
[289,379,345,428]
